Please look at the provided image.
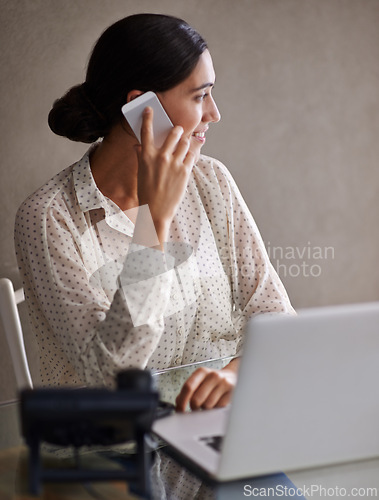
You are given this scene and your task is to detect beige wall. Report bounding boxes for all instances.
[1,0,378,445]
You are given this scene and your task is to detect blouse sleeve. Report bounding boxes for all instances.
[211,158,295,350]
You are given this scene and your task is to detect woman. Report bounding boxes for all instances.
[15,14,294,415]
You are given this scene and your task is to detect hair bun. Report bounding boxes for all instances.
[48,83,109,143]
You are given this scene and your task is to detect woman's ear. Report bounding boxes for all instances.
[126,90,145,103]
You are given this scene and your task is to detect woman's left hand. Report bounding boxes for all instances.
[175,358,240,412]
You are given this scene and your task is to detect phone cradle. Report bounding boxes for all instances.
[20,369,159,499]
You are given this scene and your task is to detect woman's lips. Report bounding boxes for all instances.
[192,130,207,144]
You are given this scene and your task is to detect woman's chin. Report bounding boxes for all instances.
[189,141,203,163]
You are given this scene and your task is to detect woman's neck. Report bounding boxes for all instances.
[90,124,140,212]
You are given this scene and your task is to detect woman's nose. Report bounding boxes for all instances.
[205,96,221,124]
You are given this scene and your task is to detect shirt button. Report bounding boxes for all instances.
[177,326,183,335]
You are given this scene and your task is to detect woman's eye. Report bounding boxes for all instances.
[195,93,209,102]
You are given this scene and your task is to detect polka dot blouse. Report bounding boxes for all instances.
[14,148,294,388]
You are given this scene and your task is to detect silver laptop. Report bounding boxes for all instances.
[152,302,379,481]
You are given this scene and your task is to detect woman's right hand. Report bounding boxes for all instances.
[134,107,195,245]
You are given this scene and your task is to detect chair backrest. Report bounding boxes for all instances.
[0,277,33,390]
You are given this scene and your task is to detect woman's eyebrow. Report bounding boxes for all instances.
[190,82,215,92]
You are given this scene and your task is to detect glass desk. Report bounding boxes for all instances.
[0,445,137,499]
[3,357,379,499]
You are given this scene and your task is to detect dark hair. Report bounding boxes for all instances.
[48,14,207,143]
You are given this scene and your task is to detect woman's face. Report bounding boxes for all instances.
[157,50,221,161]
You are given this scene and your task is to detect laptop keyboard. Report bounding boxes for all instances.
[199,435,224,452]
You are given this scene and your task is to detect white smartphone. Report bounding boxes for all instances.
[121,91,173,148]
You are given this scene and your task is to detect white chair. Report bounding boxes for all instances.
[0,277,33,390]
